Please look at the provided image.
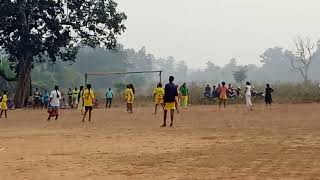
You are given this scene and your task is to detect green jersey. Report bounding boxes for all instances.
[180,86,189,96]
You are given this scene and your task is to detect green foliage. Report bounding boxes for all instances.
[0,0,126,107]
[0,0,127,65]
[233,67,248,84]
[0,58,16,81]
[113,82,126,94]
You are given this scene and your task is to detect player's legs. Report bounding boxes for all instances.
[175,102,179,114]
[170,109,174,127]
[82,108,88,122]
[246,95,253,110]
[0,110,3,118]
[4,110,7,118]
[154,104,158,114]
[109,98,112,108]
[182,96,188,109]
[162,109,168,127]
[129,103,133,113]
[88,109,92,122]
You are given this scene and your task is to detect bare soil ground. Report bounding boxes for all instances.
[1,104,320,180]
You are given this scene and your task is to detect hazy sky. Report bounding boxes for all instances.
[117,0,320,69]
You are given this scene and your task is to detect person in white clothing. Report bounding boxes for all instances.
[245,82,253,110]
[47,85,61,121]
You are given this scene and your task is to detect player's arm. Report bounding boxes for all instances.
[129,91,133,101]
[153,92,156,101]
[49,92,53,104]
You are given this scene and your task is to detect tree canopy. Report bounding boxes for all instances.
[0,0,127,107]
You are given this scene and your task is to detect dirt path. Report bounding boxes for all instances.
[1,104,320,179]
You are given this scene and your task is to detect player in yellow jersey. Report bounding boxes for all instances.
[153,83,164,114]
[0,91,8,119]
[82,84,95,122]
[125,84,134,113]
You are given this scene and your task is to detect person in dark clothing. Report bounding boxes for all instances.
[204,84,211,98]
[162,76,178,127]
[211,85,218,99]
[265,84,274,107]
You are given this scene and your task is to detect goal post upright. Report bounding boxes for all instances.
[84,70,163,86]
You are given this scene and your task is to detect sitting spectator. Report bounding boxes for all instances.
[204,84,212,98]
[94,98,99,108]
[227,84,234,98]
[211,85,219,99]
[7,98,15,110]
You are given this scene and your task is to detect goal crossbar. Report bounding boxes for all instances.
[85,70,162,85]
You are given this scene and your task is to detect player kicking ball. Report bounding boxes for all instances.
[162,76,178,127]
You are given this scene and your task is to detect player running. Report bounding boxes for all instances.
[153,83,164,114]
[162,76,178,127]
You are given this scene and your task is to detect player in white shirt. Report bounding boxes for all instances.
[245,82,253,110]
[47,85,61,121]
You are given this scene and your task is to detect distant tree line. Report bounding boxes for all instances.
[1,39,320,94]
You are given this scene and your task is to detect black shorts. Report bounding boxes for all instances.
[85,106,93,111]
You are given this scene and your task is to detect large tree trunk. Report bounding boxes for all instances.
[14,60,32,108]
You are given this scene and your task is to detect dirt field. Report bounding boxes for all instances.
[1,104,320,180]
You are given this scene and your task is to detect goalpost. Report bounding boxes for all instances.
[84,70,163,85]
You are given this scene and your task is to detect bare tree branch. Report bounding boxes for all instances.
[288,36,316,82]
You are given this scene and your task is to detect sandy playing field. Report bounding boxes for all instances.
[1,104,320,180]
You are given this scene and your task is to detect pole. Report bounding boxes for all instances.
[85,73,88,86]
[159,71,162,83]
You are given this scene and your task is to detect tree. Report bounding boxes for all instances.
[286,37,316,82]
[0,57,16,92]
[233,66,248,84]
[0,54,16,82]
[205,61,215,72]
[176,60,188,81]
[0,0,126,107]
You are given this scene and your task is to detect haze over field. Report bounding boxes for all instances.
[1,0,320,94]
[117,0,320,68]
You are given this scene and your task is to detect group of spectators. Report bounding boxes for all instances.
[204,83,241,99]
[29,87,99,109]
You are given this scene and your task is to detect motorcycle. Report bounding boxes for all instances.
[251,90,265,99]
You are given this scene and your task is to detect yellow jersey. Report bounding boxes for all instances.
[154,87,164,99]
[125,88,134,103]
[1,94,8,110]
[83,89,95,107]
[72,89,80,98]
